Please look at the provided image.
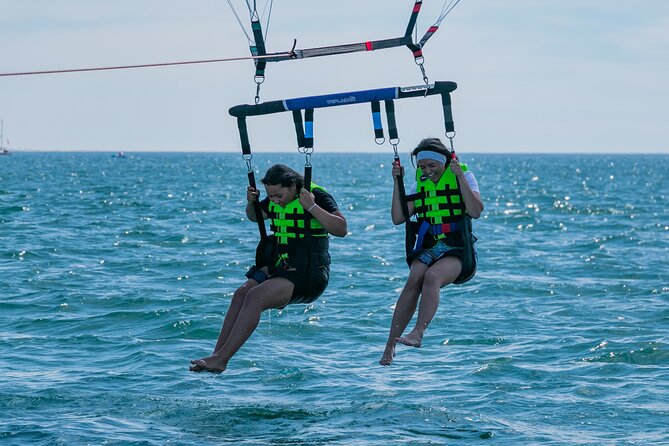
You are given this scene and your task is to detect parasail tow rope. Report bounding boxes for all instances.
[0,52,296,78]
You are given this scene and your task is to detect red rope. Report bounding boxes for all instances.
[0,53,294,77]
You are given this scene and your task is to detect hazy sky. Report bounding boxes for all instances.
[1,1,668,154]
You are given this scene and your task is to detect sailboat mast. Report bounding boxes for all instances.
[0,119,4,150]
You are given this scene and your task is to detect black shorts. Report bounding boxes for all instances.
[245,263,330,305]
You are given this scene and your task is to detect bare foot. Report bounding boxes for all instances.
[189,358,207,372]
[189,355,228,374]
[379,344,396,366]
[395,330,422,348]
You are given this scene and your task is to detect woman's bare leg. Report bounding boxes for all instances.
[211,280,258,354]
[397,256,461,348]
[379,261,428,366]
[189,279,258,371]
[190,277,293,373]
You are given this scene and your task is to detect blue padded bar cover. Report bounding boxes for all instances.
[371,101,384,140]
[284,87,398,111]
[228,82,457,118]
[304,109,314,148]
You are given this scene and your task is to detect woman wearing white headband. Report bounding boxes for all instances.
[380,138,484,366]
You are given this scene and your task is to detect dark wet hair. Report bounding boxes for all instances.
[260,164,304,190]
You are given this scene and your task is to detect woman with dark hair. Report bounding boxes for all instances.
[380,138,483,366]
[191,164,347,373]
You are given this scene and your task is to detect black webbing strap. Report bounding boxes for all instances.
[302,111,314,241]
[236,116,267,240]
[237,116,252,155]
[292,109,313,192]
[404,1,423,39]
[384,100,399,142]
[405,0,424,57]
[384,99,413,256]
[304,109,314,150]
[302,158,313,249]
[397,175,415,257]
[371,101,384,142]
[292,110,306,148]
[441,91,455,134]
[251,19,267,78]
[247,168,267,240]
[418,26,439,49]
[304,163,312,193]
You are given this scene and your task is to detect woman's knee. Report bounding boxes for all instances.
[239,288,265,312]
[232,282,254,302]
[422,269,442,289]
[242,284,291,311]
[424,264,459,288]
[404,272,424,291]
[234,280,266,306]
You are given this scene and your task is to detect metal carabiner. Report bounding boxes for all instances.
[446,132,457,155]
[414,56,429,85]
[242,153,254,172]
[254,75,265,105]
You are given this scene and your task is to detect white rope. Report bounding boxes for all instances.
[435,0,462,26]
[262,0,275,42]
[227,0,254,45]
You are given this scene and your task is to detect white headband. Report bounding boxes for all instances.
[416,150,447,164]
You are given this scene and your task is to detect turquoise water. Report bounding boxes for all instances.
[1,152,667,445]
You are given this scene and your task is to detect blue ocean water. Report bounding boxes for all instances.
[1,152,667,445]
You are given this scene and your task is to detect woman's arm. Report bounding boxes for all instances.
[450,162,484,219]
[309,208,348,237]
[299,189,348,237]
[245,186,267,222]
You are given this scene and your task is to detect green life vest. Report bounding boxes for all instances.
[267,182,328,247]
[412,164,468,240]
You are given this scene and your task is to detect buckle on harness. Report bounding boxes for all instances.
[275,253,290,269]
[431,222,460,235]
[413,220,461,252]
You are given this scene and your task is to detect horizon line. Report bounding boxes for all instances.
[5,149,669,155]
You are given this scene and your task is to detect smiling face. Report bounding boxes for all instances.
[264,183,298,208]
[417,158,446,183]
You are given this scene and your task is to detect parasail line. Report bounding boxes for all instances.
[0,52,295,78]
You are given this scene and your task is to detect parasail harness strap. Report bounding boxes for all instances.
[366,83,457,262]
[292,108,315,243]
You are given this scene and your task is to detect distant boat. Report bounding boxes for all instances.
[0,119,10,155]
[111,151,127,158]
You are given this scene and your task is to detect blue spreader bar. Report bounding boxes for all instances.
[284,87,399,111]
